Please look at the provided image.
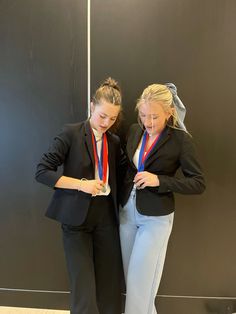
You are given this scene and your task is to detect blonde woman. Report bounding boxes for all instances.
[119,83,205,314]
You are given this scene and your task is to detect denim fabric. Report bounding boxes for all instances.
[120,187,174,314]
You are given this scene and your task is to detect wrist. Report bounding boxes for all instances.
[77,179,82,191]
[78,178,87,191]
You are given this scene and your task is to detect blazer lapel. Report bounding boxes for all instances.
[84,120,95,169]
[127,126,143,165]
[107,133,115,179]
[144,126,171,168]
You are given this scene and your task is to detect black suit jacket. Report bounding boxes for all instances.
[35,120,122,225]
[120,124,206,216]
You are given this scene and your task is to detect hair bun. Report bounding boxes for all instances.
[101,77,121,93]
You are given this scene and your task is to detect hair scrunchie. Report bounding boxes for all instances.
[165,83,187,131]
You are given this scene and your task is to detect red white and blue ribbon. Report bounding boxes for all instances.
[138,131,161,172]
[91,131,108,185]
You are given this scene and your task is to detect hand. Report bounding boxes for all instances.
[133,171,159,189]
[79,179,104,196]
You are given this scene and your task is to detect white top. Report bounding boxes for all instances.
[132,135,148,169]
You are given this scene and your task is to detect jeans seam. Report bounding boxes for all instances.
[147,221,173,314]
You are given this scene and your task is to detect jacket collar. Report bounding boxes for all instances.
[128,124,172,168]
[127,126,143,162]
[144,126,171,168]
[84,119,115,173]
[84,120,95,169]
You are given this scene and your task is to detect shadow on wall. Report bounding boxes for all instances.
[205,300,236,314]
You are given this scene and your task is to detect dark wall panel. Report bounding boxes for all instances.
[0,0,87,308]
[91,0,236,312]
[1,0,236,311]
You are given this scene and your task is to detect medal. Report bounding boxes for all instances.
[102,185,107,193]
[91,129,108,191]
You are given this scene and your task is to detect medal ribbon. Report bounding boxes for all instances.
[91,131,108,185]
[138,131,161,172]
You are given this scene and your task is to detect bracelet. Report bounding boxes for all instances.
[78,178,87,191]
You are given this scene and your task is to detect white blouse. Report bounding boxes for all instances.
[132,135,148,169]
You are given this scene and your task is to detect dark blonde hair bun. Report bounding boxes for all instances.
[93,77,122,106]
[101,77,121,93]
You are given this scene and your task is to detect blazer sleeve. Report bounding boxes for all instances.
[35,125,72,188]
[158,132,206,194]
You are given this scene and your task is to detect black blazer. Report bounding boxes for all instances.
[120,124,206,216]
[35,120,122,225]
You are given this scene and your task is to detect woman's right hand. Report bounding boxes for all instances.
[79,179,104,196]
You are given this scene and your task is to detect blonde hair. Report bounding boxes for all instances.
[136,84,180,129]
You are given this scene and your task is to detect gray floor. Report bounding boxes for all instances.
[0,308,69,314]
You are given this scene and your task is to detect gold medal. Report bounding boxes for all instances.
[102,185,107,193]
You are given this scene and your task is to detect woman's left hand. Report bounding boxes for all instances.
[133,171,160,189]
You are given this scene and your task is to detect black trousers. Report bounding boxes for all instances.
[62,196,123,314]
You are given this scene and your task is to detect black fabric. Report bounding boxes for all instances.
[120,124,206,216]
[35,120,122,225]
[62,196,123,314]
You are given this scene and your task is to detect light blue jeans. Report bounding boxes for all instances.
[119,187,174,314]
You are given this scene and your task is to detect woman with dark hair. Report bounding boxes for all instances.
[35,78,123,314]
